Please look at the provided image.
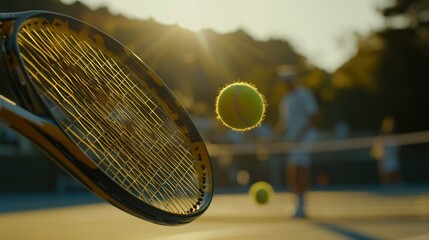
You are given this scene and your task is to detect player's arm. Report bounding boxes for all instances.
[274,97,288,137]
[295,89,319,141]
[274,117,286,136]
[295,112,319,141]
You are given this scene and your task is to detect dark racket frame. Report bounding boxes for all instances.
[0,11,213,225]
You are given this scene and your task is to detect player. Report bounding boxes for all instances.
[372,116,401,185]
[276,68,319,218]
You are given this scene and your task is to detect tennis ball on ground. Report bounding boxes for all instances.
[215,82,266,132]
[249,181,274,205]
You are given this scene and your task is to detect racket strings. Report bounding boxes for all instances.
[37,27,201,212]
[17,23,202,213]
[65,35,202,210]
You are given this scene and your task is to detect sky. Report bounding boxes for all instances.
[61,0,392,73]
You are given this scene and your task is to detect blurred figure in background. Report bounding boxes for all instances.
[275,67,319,218]
[372,116,402,185]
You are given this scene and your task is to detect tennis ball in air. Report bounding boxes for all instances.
[249,181,274,205]
[215,82,266,132]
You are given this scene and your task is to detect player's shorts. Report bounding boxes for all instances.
[286,129,318,167]
[288,150,311,167]
[380,157,400,172]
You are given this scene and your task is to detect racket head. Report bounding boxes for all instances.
[0,11,213,225]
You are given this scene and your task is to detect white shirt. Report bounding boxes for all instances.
[279,87,318,141]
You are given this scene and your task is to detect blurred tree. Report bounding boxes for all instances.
[377,0,429,132]
[0,0,305,130]
[383,0,429,29]
[330,0,429,133]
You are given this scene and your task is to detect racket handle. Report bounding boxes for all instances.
[0,94,76,150]
[0,95,19,125]
[0,95,47,127]
[0,94,98,168]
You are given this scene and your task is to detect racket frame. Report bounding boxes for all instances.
[0,11,213,225]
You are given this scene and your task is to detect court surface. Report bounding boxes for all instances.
[1,187,429,240]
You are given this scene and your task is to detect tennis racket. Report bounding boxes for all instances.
[0,11,213,225]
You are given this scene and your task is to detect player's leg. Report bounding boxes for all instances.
[287,152,311,218]
[294,165,310,218]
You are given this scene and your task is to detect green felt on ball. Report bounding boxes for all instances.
[249,181,274,205]
[215,82,266,132]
